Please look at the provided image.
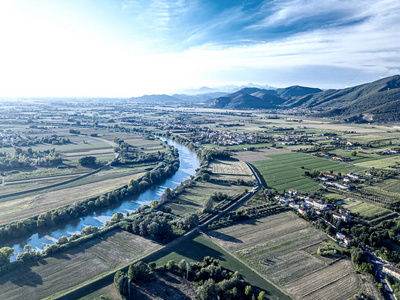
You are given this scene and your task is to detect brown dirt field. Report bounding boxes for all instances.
[232,149,290,162]
[0,230,161,300]
[208,159,252,176]
[129,272,197,300]
[284,260,359,299]
[207,212,365,300]
[208,212,312,253]
[0,172,145,224]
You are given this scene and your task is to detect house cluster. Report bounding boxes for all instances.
[275,189,351,222]
[336,232,351,247]
[379,149,398,155]
[318,173,351,191]
[315,152,351,162]
[198,129,269,146]
[273,135,304,146]
[275,189,352,247]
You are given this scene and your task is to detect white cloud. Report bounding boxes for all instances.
[0,0,399,96]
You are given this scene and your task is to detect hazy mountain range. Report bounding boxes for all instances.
[131,75,400,123]
[209,75,400,122]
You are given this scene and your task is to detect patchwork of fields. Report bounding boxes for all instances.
[208,212,363,300]
[252,152,364,193]
[0,230,161,300]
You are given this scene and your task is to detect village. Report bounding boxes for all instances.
[275,188,353,247]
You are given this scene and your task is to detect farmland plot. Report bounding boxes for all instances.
[166,181,246,215]
[207,212,363,299]
[355,156,400,169]
[372,176,400,194]
[342,198,390,218]
[232,148,290,162]
[252,152,363,193]
[208,159,254,181]
[0,230,161,300]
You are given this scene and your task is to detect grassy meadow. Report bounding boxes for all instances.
[252,152,364,193]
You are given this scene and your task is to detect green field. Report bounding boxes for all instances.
[342,198,390,218]
[355,155,400,169]
[252,152,363,193]
[146,233,290,300]
[372,176,400,194]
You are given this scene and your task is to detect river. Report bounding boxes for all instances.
[6,139,200,261]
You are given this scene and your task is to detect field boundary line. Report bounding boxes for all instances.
[299,273,351,298]
[202,231,293,299]
[284,257,344,285]
[298,240,324,250]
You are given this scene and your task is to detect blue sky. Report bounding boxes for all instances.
[0,0,399,97]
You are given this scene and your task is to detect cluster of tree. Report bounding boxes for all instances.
[78,156,97,166]
[208,204,285,230]
[313,210,346,230]
[69,129,80,134]
[0,247,14,267]
[11,135,71,147]
[201,149,231,162]
[316,243,338,256]
[303,169,321,178]
[159,178,194,205]
[0,147,62,170]
[346,220,400,262]
[0,148,180,241]
[351,248,374,274]
[122,211,175,243]
[367,168,398,181]
[113,151,167,165]
[114,257,266,300]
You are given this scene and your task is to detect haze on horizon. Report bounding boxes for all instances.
[0,0,399,98]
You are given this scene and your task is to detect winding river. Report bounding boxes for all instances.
[7,139,200,261]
